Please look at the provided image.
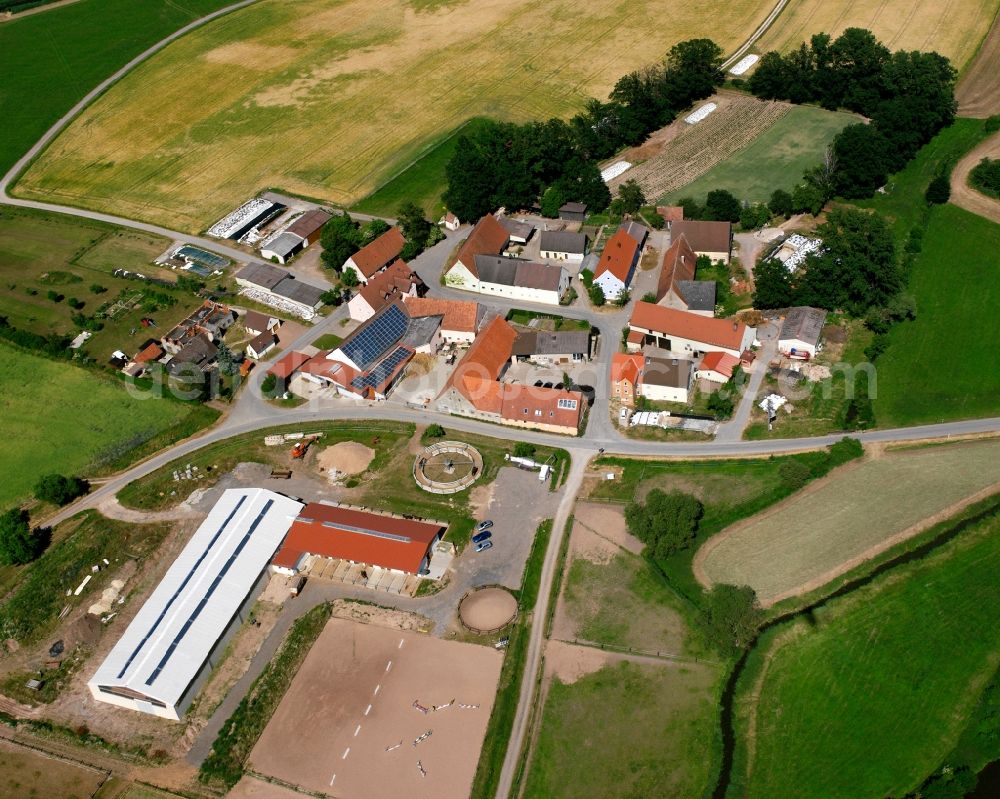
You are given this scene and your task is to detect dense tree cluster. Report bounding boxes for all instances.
[0,316,71,358]
[625,489,704,560]
[0,509,46,566]
[444,39,725,219]
[396,202,443,260]
[749,28,957,198]
[753,207,901,316]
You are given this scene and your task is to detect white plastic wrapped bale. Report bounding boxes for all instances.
[729,54,759,76]
[87,488,303,719]
[684,102,717,124]
[601,160,632,182]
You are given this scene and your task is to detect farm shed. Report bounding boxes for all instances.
[285,209,332,245]
[235,262,325,319]
[272,503,445,576]
[260,232,305,264]
[558,202,588,222]
[247,331,278,360]
[779,306,827,359]
[87,489,303,719]
[539,230,588,263]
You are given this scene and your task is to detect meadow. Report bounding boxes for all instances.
[663,105,857,204]
[697,438,1000,604]
[0,0,236,177]
[852,118,999,426]
[522,659,721,798]
[871,204,1000,425]
[15,0,775,232]
[734,509,1000,799]
[0,344,216,509]
[754,0,1000,71]
[0,207,210,358]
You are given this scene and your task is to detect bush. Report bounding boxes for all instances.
[970,157,1000,199]
[827,436,863,467]
[707,389,734,419]
[778,459,811,490]
[513,442,536,458]
[319,289,342,306]
[46,290,63,303]
[260,373,277,397]
[89,284,107,294]
[925,174,951,204]
[588,283,606,306]
[579,269,593,288]
[641,291,657,303]
[421,424,446,444]
[34,474,88,506]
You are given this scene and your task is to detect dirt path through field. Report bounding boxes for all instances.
[957,12,1000,117]
[950,131,1000,225]
[0,0,82,22]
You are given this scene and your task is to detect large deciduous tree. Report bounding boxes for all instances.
[0,509,45,565]
[319,213,362,271]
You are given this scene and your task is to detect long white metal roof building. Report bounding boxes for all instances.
[88,488,303,720]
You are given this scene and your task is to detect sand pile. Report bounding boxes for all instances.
[317,441,375,476]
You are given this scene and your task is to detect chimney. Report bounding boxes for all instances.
[733,322,738,330]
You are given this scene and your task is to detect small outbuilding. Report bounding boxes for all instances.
[558,202,588,222]
[779,306,827,359]
[247,331,278,360]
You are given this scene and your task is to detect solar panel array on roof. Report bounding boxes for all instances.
[351,345,411,391]
[340,303,408,370]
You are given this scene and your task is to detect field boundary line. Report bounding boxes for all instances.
[244,769,333,799]
[551,637,716,667]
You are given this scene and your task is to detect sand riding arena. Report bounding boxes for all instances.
[414,441,483,494]
[248,618,502,799]
[459,586,519,634]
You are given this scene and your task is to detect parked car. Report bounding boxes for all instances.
[472,530,492,544]
[475,539,493,553]
[476,520,494,531]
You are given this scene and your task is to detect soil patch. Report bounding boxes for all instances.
[317,441,375,476]
[544,640,615,685]
[574,503,642,556]
[957,14,1000,117]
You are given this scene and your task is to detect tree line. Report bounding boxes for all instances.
[747,28,957,199]
[444,39,727,221]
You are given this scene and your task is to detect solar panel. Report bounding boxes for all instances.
[340,304,408,370]
[116,495,248,680]
[145,499,275,685]
[351,345,411,392]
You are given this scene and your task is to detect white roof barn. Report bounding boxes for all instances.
[88,488,302,719]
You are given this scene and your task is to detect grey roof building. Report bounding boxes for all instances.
[512,329,591,359]
[675,280,717,313]
[642,355,694,389]
[474,255,564,292]
[539,230,588,256]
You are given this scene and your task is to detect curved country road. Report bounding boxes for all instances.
[950,130,1000,225]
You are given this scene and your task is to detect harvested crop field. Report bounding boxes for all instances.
[15,0,775,231]
[957,13,1000,116]
[609,93,790,199]
[695,438,1000,604]
[249,618,502,799]
[755,0,1000,71]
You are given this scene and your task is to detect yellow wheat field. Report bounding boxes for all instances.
[14,0,774,233]
[757,0,1000,71]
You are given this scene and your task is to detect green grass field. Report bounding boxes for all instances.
[522,659,721,798]
[850,118,1000,425]
[0,207,209,359]
[698,438,1000,603]
[871,204,1000,425]
[14,0,775,231]
[562,548,691,655]
[664,105,857,204]
[736,509,1000,799]
[0,344,216,510]
[351,118,490,217]
[0,0,235,178]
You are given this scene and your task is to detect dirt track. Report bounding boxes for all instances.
[950,131,1000,225]
[957,12,1000,118]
